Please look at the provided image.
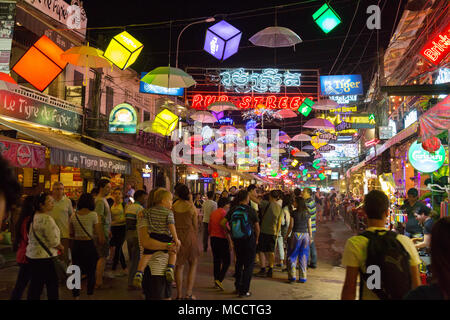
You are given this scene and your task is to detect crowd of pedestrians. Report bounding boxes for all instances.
[0,153,449,300]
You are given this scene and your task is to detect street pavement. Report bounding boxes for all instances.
[0,217,354,300]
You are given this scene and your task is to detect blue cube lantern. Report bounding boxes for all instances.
[204,20,242,61]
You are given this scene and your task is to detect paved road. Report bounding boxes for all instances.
[0,218,354,300]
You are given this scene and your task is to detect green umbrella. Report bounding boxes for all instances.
[141,66,196,88]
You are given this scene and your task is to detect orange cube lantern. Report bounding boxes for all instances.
[13,35,67,92]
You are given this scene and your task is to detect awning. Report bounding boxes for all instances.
[0,118,130,174]
[82,136,162,165]
[419,96,450,140]
[0,135,46,168]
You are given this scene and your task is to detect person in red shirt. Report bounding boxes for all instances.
[10,196,35,300]
[209,197,232,291]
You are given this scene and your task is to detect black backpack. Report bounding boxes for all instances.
[359,230,412,300]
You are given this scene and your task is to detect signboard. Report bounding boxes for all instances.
[379,126,394,140]
[109,103,137,134]
[322,144,359,159]
[142,164,152,178]
[329,95,358,105]
[218,117,234,125]
[140,72,184,96]
[320,75,363,96]
[408,140,445,173]
[0,1,15,73]
[24,0,88,37]
[220,68,301,93]
[331,172,339,180]
[404,109,417,128]
[0,90,82,133]
[336,121,351,131]
[0,137,46,168]
[329,105,357,113]
[191,94,313,110]
[319,133,337,141]
[50,148,130,174]
[420,21,450,66]
[136,130,172,154]
[318,144,335,152]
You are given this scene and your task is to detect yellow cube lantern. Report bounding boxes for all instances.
[103,31,143,70]
[152,109,179,136]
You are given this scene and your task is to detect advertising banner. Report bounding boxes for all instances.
[320,74,363,96]
[140,72,184,96]
[0,90,83,133]
[0,137,46,168]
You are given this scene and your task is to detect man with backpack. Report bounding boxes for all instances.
[341,190,421,300]
[221,190,260,298]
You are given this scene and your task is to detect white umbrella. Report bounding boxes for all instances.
[207,101,238,112]
[217,126,241,136]
[313,99,339,110]
[302,145,315,150]
[141,66,196,88]
[190,111,217,123]
[291,133,312,142]
[249,27,303,48]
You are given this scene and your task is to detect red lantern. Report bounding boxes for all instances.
[212,172,219,178]
[422,137,441,153]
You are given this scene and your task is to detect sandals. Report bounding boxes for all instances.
[185,294,196,300]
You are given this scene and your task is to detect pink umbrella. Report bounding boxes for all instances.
[274,109,298,119]
[303,118,335,130]
[293,151,310,158]
[312,99,338,110]
[291,133,311,142]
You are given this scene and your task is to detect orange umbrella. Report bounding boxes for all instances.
[0,72,17,84]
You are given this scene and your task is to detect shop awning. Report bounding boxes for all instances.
[0,118,130,174]
[0,135,46,168]
[82,136,163,165]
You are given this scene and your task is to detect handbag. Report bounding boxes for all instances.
[31,223,68,282]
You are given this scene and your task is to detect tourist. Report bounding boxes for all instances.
[201,191,217,252]
[401,188,431,238]
[405,217,450,300]
[278,193,293,270]
[110,187,127,277]
[247,184,260,212]
[69,193,103,299]
[0,155,21,237]
[341,190,421,300]
[221,190,229,200]
[10,196,34,300]
[125,190,147,290]
[173,184,200,299]
[94,179,112,289]
[124,183,135,205]
[221,190,259,298]
[48,182,73,266]
[413,209,434,250]
[255,190,283,278]
[315,188,323,223]
[303,188,317,269]
[285,196,312,283]
[209,197,232,290]
[194,193,204,210]
[26,193,62,300]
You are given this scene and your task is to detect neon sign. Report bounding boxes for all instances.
[329,105,357,113]
[320,75,363,96]
[408,141,445,173]
[420,21,450,66]
[190,94,313,110]
[220,68,301,93]
[218,117,234,125]
[329,95,358,104]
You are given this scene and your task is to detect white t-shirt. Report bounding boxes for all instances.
[48,196,73,239]
[202,199,217,223]
[342,227,421,300]
[71,211,99,239]
[26,214,61,259]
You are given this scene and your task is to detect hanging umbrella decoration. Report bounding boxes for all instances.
[312,99,339,111]
[303,118,335,130]
[249,26,303,50]
[207,101,238,112]
[141,66,196,88]
[190,111,217,123]
[278,131,291,144]
[291,133,312,142]
[274,109,298,119]
[61,44,112,85]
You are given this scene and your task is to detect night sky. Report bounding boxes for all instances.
[82,0,407,139]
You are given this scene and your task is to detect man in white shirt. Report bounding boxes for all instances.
[48,181,73,265]
[202,191,217,252]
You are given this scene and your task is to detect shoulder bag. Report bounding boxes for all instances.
[74,213,93,240]
[31,222,68,282]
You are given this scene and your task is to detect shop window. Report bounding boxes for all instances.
[65,70,84,107]
[144,110,151,121]
[135,107,141,123]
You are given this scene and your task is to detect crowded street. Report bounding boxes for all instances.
[0,0,449,309]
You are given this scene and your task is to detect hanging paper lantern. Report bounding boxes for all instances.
[204,20,242,61]
[313,3,342,34]
[152,109,178,136]
[12,35,67,92]
[298,98,314,117]
[212,172,219,178]
[421,137,441,153]
[103,31,143,70]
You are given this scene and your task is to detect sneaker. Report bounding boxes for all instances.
[266,268,273,278]
[289,278,296,284]
[239,292,252,298]
[165,267,175,282]
[215,280,224,291]
[133,272,143,288]
[255,268,266,277]
[298,278,307,283]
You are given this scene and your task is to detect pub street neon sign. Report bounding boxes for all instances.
[190,94,314,110]
[220,68,301,93]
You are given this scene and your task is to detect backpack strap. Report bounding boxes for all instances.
[75,213,93,240]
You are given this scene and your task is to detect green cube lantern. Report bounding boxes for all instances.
[302,169,308,176]
[313,3,342,34]
[319,173,326,180]
[298,98,314,117]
